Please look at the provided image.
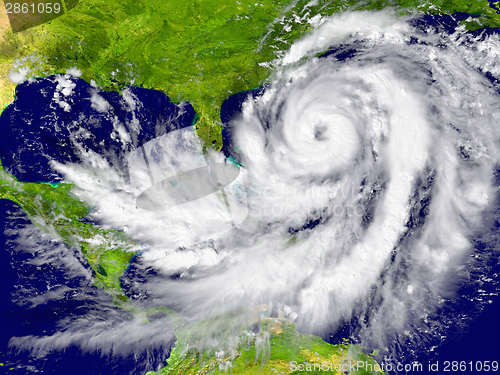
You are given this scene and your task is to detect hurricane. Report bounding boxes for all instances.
[3,9,500,374]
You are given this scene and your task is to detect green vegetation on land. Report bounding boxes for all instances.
[1,0,500,143]
[0,160,138,300]
[146,311,384,375]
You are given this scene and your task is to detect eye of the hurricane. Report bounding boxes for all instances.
[313,124,329,141]
[278,104,360,176]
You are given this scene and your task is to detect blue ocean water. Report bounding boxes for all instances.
[0,76,196,183]
[0,77,194,373]
[0,199,161,375]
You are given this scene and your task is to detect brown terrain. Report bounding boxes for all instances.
[0,0,17,111]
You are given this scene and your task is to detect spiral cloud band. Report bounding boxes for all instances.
[11,9,500,372]
[174,9,500,361]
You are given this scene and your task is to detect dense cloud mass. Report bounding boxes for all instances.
[6,10,500,373]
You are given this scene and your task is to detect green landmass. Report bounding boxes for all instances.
[1,0,500,142]
[146,310,385,375]
[0,159,139,300]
